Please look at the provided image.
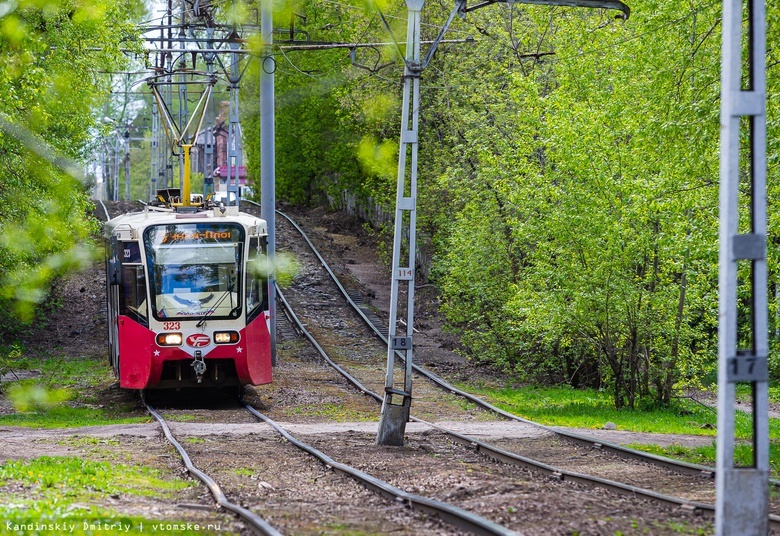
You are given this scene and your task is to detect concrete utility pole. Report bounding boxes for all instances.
[376,0,630,446]
[260,0,277,365]
[716,0,769,533]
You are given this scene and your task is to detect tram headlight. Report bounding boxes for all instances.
[214,331,239,344]
[156,332,183,346]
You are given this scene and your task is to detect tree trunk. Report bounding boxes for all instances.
[663,269,687,405]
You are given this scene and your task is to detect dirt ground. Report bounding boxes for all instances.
[0,202,729,535]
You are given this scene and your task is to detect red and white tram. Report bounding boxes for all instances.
[105,198,272,390]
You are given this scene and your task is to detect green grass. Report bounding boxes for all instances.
[463,383,780,474]
[233,467,254,477]
[283,403,374,421]
[0,343,233,534]
[57,436,121,447]
[165,413,198,422]
[1,347,108,392]
[0,456,231,536]
[462,383,780,437]
[1,504,230,535]
[0,456,190,498]
[0,406,148,428]
[0,349,148,428]
[628,441,780,478]
[463,384,714,433]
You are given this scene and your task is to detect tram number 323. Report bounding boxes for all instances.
[163,322,181,331]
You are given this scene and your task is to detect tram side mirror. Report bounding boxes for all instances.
[108,257,122,286]
[108,235,122,286]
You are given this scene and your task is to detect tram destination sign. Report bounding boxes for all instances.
[159,226,238,244]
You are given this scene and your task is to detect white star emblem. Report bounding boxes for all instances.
[154,350,160,356]
[236,347,243,354]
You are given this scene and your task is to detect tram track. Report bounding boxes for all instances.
[90,199,772,532]
[143,395,283,536]
[143,394,514,535]
[101,209,509,535]
[274,267,725,525]
[270,204,719,477]
[238,200,780,532]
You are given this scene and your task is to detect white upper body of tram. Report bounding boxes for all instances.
[105,204,272,389]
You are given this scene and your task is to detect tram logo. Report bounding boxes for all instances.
[186,334,211,348]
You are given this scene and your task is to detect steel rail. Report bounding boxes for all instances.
[265,205,774,482]
[243,403,515,536]
[273,282,731,525]
[96,200,111,221]
[264,203,780,529]
[142,396,282,536]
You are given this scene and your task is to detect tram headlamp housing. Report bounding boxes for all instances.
[156,333,183,346]
[214,331,239,344]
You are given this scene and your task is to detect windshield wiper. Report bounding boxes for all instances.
[197,249,241,328]
[196,283,234,327]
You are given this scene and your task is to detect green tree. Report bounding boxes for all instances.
[436,2,724,407]
[233,0,778,407]
[0,0,144,329]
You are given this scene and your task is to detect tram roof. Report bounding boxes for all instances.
[104,207,268,238]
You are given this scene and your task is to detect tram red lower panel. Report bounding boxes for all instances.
[117,315,273,389]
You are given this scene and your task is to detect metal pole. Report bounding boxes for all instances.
[112,130,120,202]
[226,38,242,207]
[182,144,192,206]
[150,104,159,200]
[178,15,188,198]
[367,0,627,448]
[102,138,110,201]
[164,55,174,188]
[260,0,277,366]
[204,37,216,197]
[123,126,130,201]
[164,0,174,188]
[153,12,164,196]
[716,0,768,533]
[376,0,423,447]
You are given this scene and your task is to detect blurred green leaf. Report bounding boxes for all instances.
[7,382,70,412]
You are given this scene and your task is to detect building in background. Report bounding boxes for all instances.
[192,115,250,196]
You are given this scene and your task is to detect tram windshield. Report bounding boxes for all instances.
[144,223,244,321]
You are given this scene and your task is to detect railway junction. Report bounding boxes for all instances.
[0,0,774,532]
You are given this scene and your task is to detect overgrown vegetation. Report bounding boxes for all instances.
[0,457,227,535]
[2,0,779,410]
[238,0,780,408]
[0,344,146,428]
[0,0,144,333]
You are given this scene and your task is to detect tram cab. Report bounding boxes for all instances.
[105,199,272,390]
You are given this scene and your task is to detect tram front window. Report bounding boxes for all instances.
[144,223,244,321]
